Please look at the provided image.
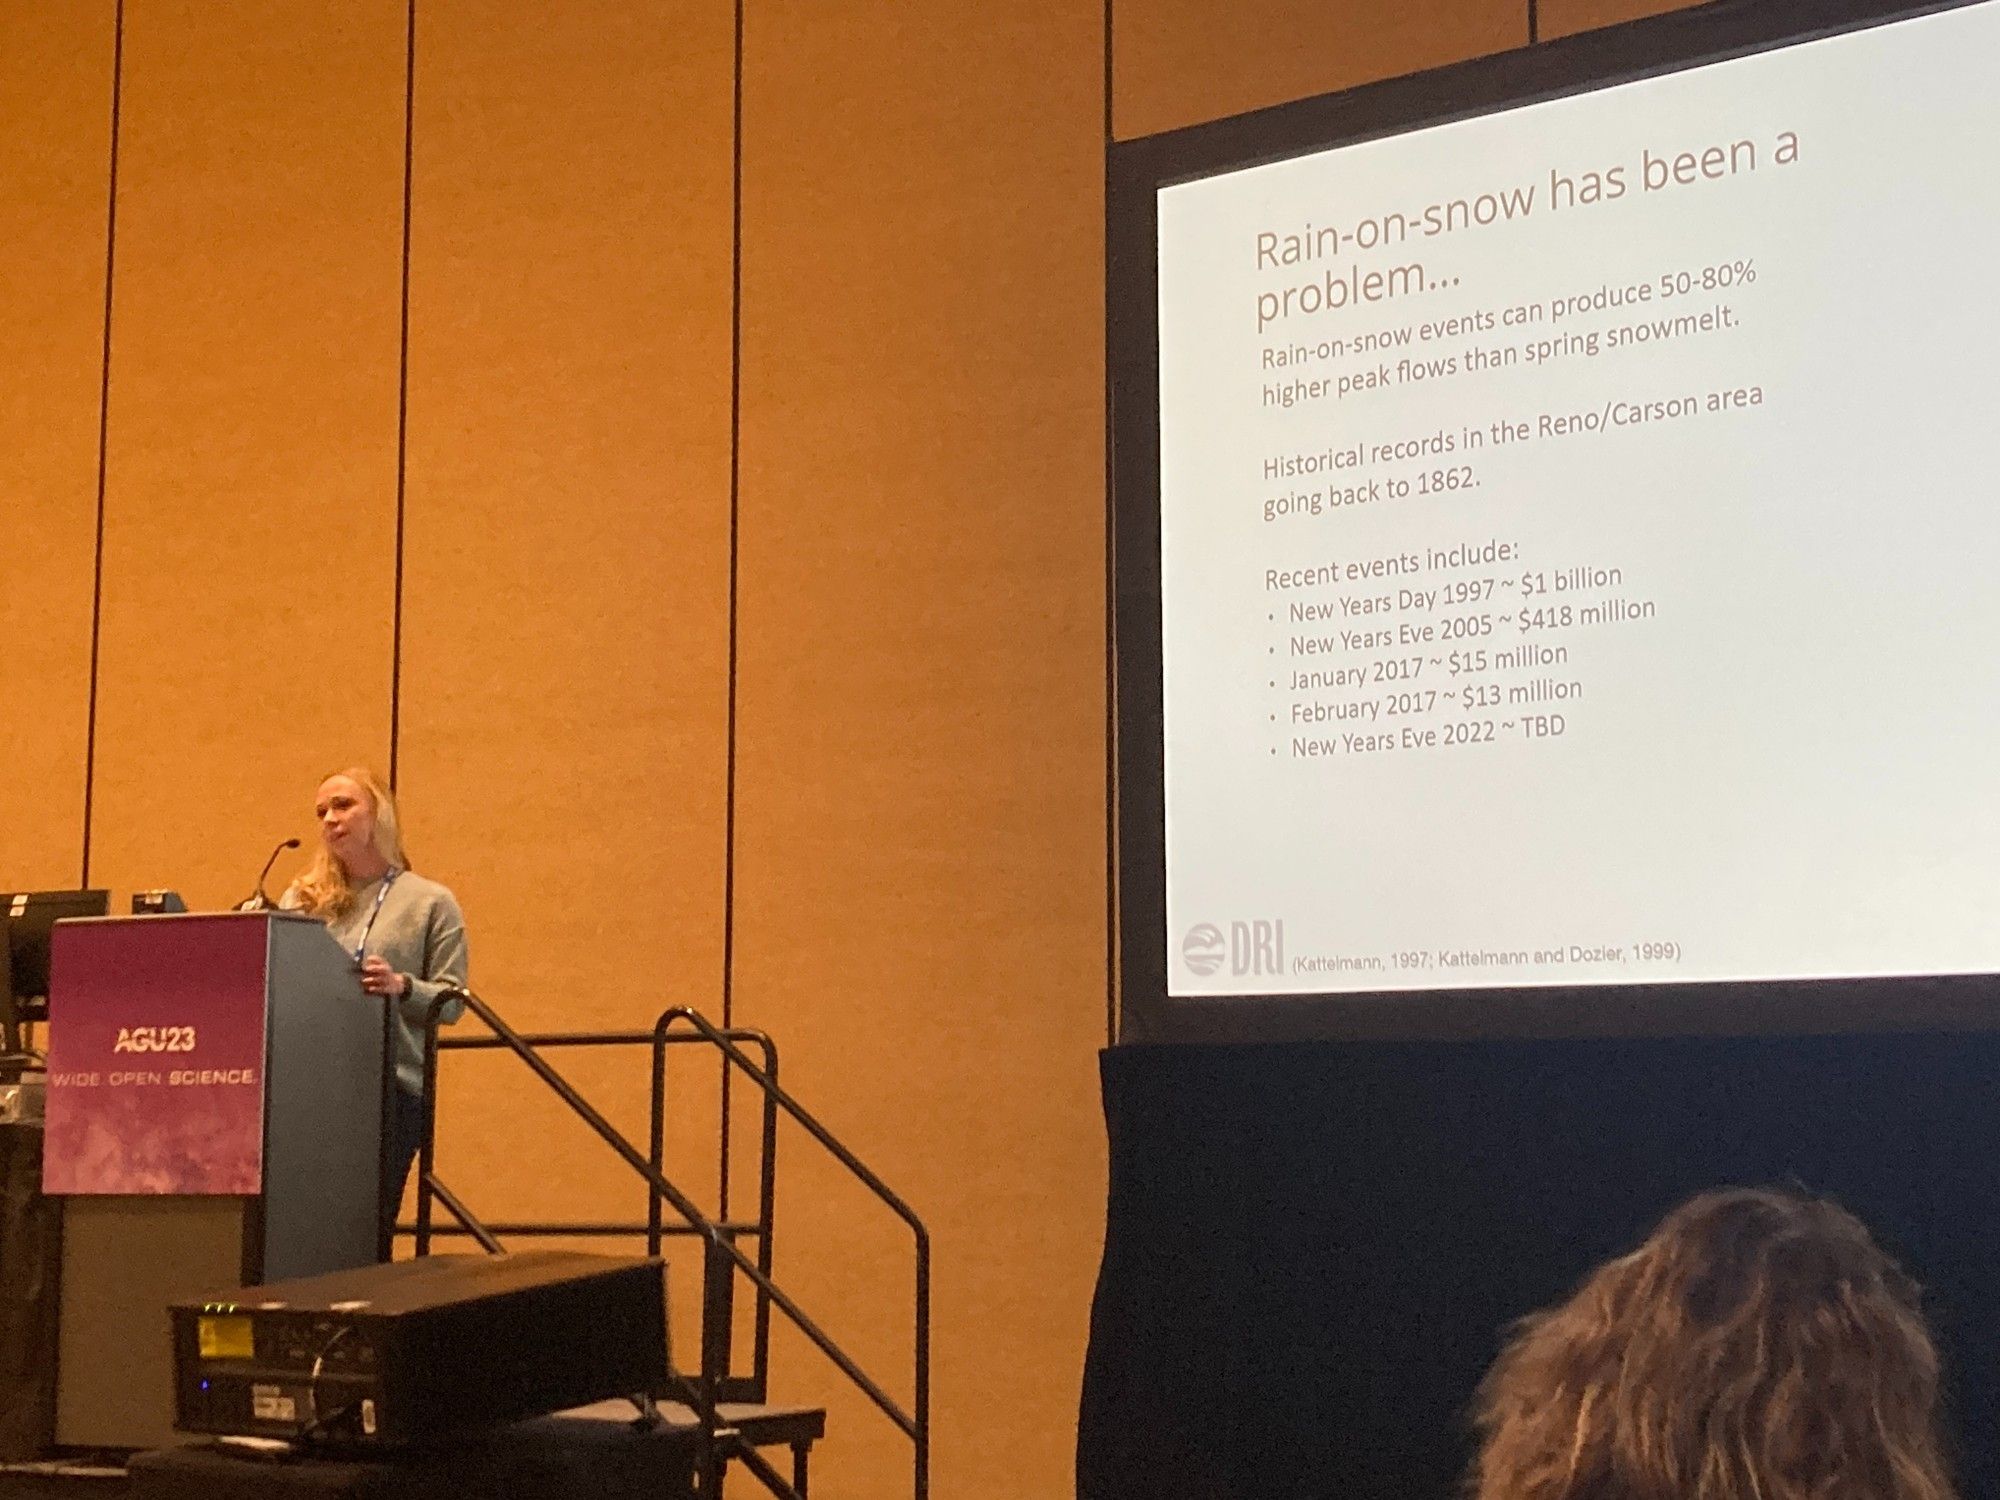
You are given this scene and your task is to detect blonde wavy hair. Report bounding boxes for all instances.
[290,766,411,921]
[1471,1186,1956,1500]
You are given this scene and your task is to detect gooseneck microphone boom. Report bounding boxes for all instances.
[237,837,302,912]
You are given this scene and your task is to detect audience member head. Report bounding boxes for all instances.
[1471,1185,1955,1500]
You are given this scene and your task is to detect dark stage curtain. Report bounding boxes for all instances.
[1077,1033,2000,1500]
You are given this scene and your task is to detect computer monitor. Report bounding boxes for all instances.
[3,889,110,1026]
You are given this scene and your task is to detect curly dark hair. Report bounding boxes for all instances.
[1470,1187,1956,1500]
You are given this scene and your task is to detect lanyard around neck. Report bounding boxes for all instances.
[353,868,402,963]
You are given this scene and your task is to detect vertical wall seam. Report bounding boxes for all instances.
[1529,0,1540,44]
[721,0,745,1030]
[390,0,417,787]
[1104,0,1119,1048]
[81,0,127,889]
[717,0,747,1222]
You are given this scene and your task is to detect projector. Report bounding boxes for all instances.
[171,1252,668,1444]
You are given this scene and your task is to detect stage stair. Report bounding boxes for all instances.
[398,996,927,1500]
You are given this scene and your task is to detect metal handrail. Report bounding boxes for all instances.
[650,1020,781,1402]
[411,1219,764,1237]
[653,1006,931,1500]
[733,1440,807,1500]
[407,1017,781,1404]
[411,992,761,1497]
[422,1173,505,1254]
[408,989,929,1500]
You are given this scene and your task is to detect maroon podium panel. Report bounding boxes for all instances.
[42,916,270,1195]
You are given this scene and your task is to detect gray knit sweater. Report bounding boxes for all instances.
[292,870,468,1095]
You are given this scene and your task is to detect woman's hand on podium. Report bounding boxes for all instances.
[359,955,410,999]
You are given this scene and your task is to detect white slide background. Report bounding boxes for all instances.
[1158,2,2000,996]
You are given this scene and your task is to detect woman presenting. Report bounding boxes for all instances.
[284,766,467,1220]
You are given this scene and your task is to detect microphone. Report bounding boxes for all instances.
[237,837,302,912]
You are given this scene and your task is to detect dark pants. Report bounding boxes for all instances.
[382,1087,427,1245]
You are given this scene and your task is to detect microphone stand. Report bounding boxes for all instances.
[238,837,302,912]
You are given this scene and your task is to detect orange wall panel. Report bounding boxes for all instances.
[736,3,1109,1496]
[395,0,735,1229]
[1114,0,1523,139]
[0,2,114,887]
[1542,0,1701,41]
[0,0,1754,1490]
[88,0,406,906]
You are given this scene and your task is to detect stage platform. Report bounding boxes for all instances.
[0,1400,824,1500]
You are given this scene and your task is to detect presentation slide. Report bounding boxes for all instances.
[1157,2,2000,997]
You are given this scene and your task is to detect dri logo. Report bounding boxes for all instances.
[1181,921,1284,978]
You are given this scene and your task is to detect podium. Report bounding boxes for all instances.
[41,913,388,1449]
